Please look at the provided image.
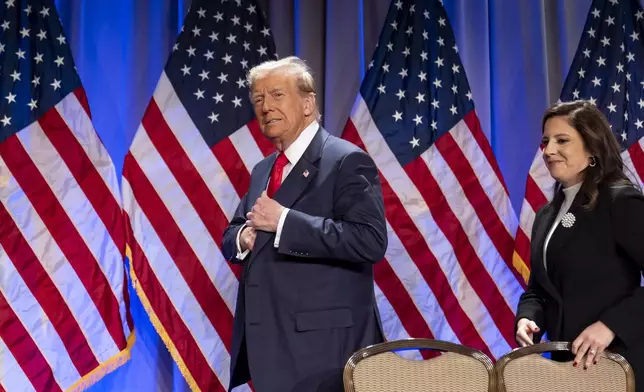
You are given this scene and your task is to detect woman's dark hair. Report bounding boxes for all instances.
[542,100,634,210]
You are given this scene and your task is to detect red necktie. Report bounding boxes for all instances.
[267,153,289,198]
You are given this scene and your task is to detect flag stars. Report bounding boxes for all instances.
[437,37,445,46]
[390,21,398,30]
[204,50,214,61]
[591,8,600,18]
[226,34,237,44]
[213,93,224,104]
[405,26,413,36]
[232,97,242,107]
[244,23,253,33]
[422,30,429,40]
[596,56,606,66]
[433,78,442,88]
[1,20,9,31]
[5,92,16,104]
[243,42,251,51]
[573,89,580,99]
[638,98,644,109]
[450,105,458,115]
[387,42,394,51]
[198,70,210,81]
[231,15,241,26]
[10,70,20,81]
[19,27,30,38]
[261,27,271,37]
[377,84,386,94]
[16,49,25,59]
[247,4,257,14]
[627,52,635,62]
[578,68,586,78]
[382,63,390,73]
[214,11,224,22]
[37,30,47,40]
[466,91,473,101]
[194,89,205,100]
[197,7,206,18]
[420,51,428,61]
[40,6,50,17]
[631,32,639,41]
[438,17,446,26]
[611,82,620,93]
[209,32,219,42]
[431,99,440,109]
[181,65,191,75]
[392,111,403,122]
[413,115,423,126]
[28,99,38,110]
[186,46,196,57]
[217,73,228,83]
[607,103,617,113]
[410,137,420,148]
[636,119,644,130]
[451,85,458,94]
[402,47,411,57]
[208,112,219,123]
[396,89,406,100]
[424,10,430,19]
[236,78,246,88]
[588,28,596,38]
[418,71,427,81]
[398,68,408,78]
[415,93,425,103]
[222,54,233,64]
[601,36,610,46]
[1,115,10,127]
[592,77,601,87]
[257,46,268,56]
[605,16,615,26]
[452,64,460,74]
[583,48,591,58]
[435,57,444,67]
[54,56,64,67]
[56,34,66,44]
[51,79,61,91]
[32,76,40,86]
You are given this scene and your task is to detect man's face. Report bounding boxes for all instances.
[251,72,310,145]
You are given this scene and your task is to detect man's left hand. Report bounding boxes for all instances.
[246,191,284,233]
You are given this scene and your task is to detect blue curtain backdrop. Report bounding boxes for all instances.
[44,0,625,390]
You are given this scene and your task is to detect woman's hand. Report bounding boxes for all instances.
[516,318,540,347]
[571,321,615,369]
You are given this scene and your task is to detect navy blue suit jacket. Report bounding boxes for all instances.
[222,127,387,392]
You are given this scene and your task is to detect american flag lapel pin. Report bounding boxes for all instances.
[303,170,309,178]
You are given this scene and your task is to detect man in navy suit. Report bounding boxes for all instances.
[222,56,387,392]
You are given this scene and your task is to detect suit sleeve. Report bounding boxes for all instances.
[515,271,547,343]
[599,193,644,347]
[514,209,548,344]
[277,150,387,264]
[222,190,251,264]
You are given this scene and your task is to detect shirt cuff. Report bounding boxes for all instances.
[274,208,290,248]
[235,224,250,260]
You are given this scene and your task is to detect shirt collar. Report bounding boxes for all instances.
[283,120,319,166]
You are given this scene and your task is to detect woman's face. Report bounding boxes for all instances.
[542,116,592,187]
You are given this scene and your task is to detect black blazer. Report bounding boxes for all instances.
[222,127,387,392]
[516,183,644,390]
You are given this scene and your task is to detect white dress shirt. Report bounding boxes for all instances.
[235,120,320,260]
[543,182,582,270]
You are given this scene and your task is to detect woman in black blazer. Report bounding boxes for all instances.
[516,100,644,390]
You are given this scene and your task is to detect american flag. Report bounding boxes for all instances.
[514,0,644,279]
[0,0,133,391]
[121,0,275,391]
[341,0,523,360]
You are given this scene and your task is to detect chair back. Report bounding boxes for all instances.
[343,338,495,392]
[495,341,635,392]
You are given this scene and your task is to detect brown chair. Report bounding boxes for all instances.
[343,338,496,392]
[495,341,635,392]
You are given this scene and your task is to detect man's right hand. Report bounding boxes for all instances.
[516,318,540,347]
[240,226,257,252]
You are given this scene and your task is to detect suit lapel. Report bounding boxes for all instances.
[251,127,328,257]
[546,194,586,258]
